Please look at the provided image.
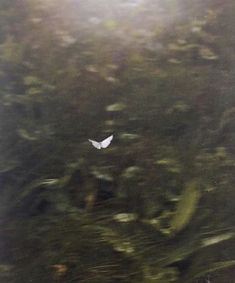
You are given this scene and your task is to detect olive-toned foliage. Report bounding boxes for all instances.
[0,0,235,282]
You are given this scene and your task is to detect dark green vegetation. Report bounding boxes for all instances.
[0,0,235,282]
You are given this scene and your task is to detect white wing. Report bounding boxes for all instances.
[100,135,113,148]
[88,139,101,149]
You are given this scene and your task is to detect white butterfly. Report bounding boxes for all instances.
[88,135,113,149]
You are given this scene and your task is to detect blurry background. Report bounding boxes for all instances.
[0,0,235,282]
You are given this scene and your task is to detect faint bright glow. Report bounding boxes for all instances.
[120,0,144,8]
[34,0,185,51]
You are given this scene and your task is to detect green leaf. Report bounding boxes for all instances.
[24,76,42,86]
[144,267,179,283]
[121,166,143,179]
[18,129,38,141]
[91,166,113,181]
[201,232,235,248]
[106,103,126,112]
[155,158,182,173]
[170,180,200,234]
[119,133,140,141]
[18,178,59,200]
[0,264,13,272]
[99,227,135,255]
[103,20,117,30]
[113,213,137,223]
[0,160,19,173]
[27,87,43,95]
[199,46,218,60]
[168,43,198,51]
[195,260,235,278]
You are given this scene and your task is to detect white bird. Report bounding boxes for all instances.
[88,135,113,149]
